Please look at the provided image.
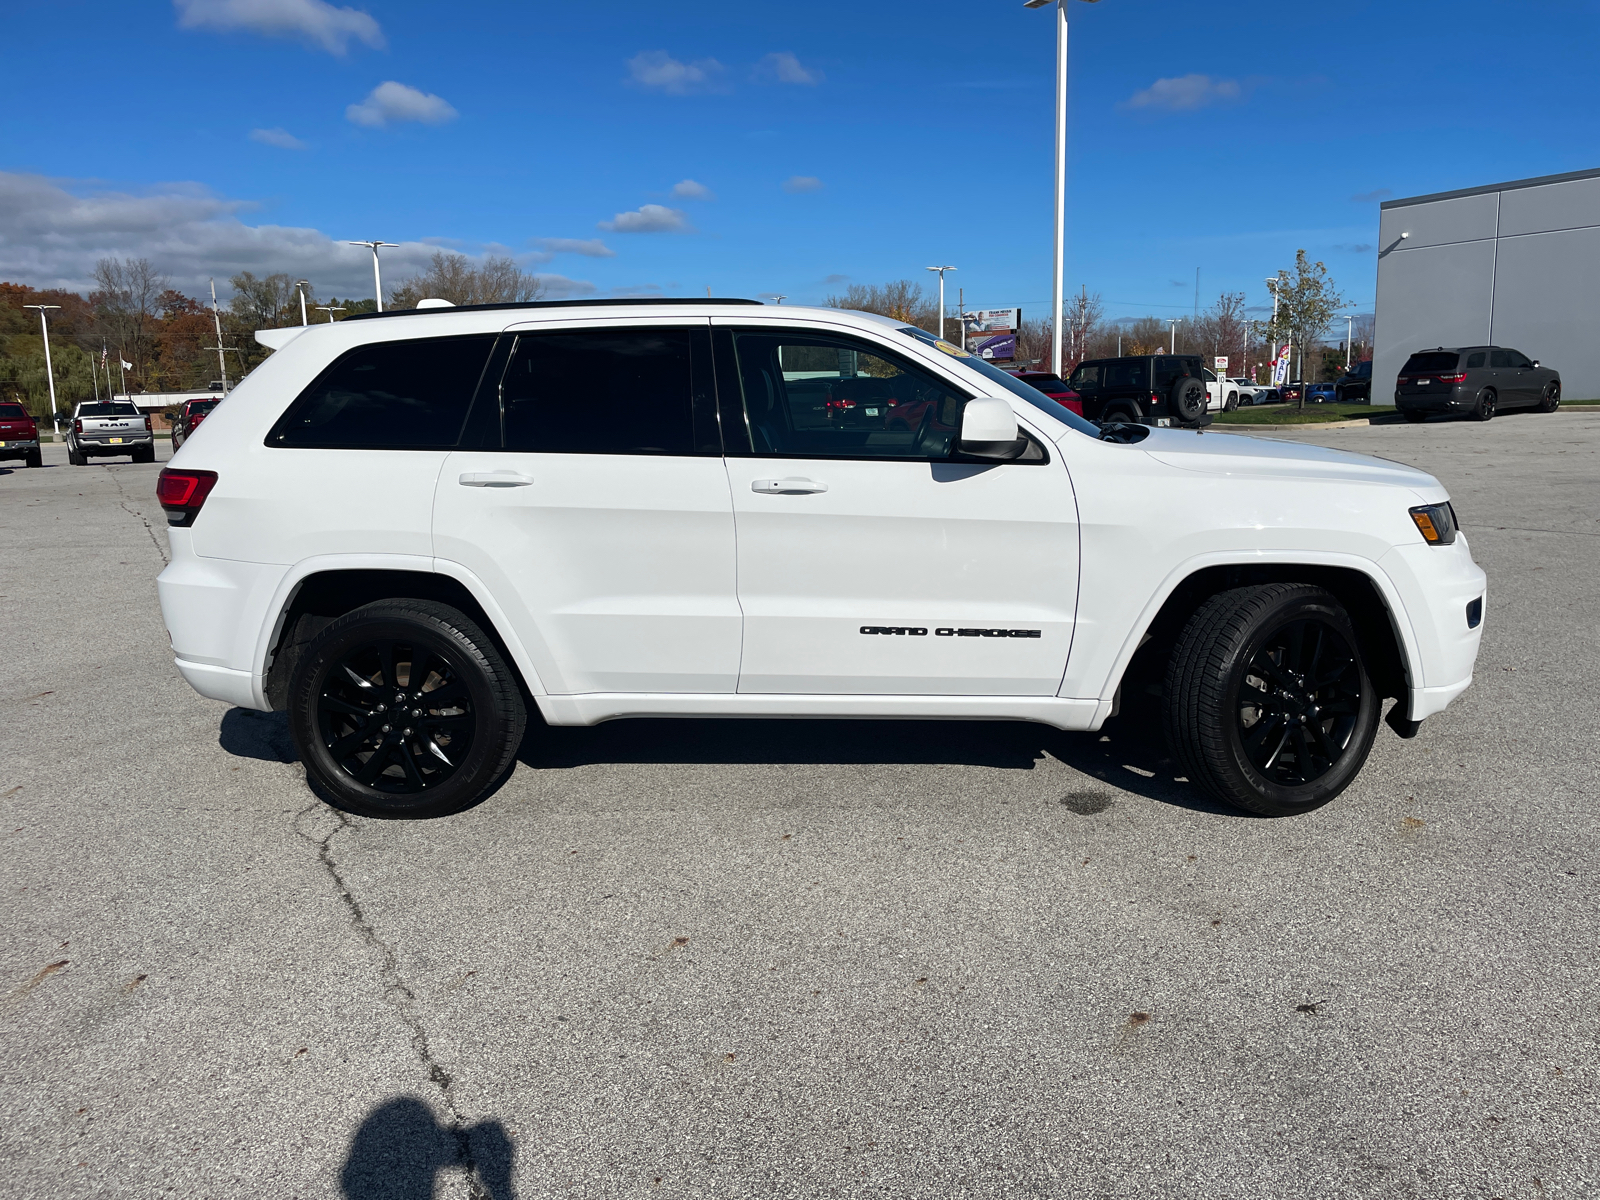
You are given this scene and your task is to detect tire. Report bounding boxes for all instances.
[288,599,527,819]
[1473,389,1496,422]
[1224,391,1238,413]
[1403,409,1427,423]
[1170,376,1207,423]
[134,445,155,464]
[1538,381,1561,413]
[69,444,86,465]
[26,450,42,468]
[1163,584,1380,817]
[1100,402,1142,425]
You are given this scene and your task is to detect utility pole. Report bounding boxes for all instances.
[23,304,62,437]
[958,287,965,350]
[1193,267,1200,325]
[925,266,956,339]
[296,280,310,326]
[348,240,398,311]
[209,279,231,393]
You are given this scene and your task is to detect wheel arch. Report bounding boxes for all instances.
[259,564,547,711]
[1103,558,1415,716]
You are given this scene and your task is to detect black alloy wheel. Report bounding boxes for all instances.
[1539,381,1561,413]
[1403,408,1427,423]
[1165,583,1380,816]
[1474,389,1497,421]
[288,600,526,819]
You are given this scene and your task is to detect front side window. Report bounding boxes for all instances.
[728,330,965,459]
[1489,350,1511,369]
[500,328,704,455]
[1507,350,1533,368]
[1068,364,1099,391]
[269,335,494,448]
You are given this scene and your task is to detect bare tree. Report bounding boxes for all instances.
[825,280,936,331]
[92,257,168,389]
[391,252,548,308]
[1062,289,1104,371]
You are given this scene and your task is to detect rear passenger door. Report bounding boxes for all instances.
[433,322,741,695]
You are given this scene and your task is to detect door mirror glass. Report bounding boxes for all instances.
[1532,360,1540,368]
[958,397,1022,459]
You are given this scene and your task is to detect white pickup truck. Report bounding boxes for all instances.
[1200,369,1239,413]
[67,400,155,464]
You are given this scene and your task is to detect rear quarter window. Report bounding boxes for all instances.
[268,335,496,449]
[1402,352,1460,373]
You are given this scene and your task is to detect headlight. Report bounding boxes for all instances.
[1409,502,1458,546]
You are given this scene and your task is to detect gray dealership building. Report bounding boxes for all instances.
[1374,167,1600,404]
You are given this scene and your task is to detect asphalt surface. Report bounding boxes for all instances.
[3,411,1597,1200]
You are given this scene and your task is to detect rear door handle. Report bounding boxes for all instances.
[459,471,534,488]
[752,478,828,494]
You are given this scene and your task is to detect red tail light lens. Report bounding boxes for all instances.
[1437,371,1467,383]
[1396,376,1410,384]
[156,468,218,527]
[74,418,83,434]
[143,415,152,431]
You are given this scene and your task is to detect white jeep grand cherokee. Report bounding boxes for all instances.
[155,299,1485,820]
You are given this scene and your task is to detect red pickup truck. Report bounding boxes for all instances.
[0,402,42,468]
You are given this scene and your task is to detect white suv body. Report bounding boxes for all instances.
[156,301,1484,818]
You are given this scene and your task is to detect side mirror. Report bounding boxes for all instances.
[958,397,1023,460]
[1532,360,1541,368]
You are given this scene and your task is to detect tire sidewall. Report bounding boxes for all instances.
[1219,596,1379,814]
[288,610,508,818]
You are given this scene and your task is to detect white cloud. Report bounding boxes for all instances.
[782,175,824,194]
[0,170,600,301]
[597,204,692,234]
[249,126,308,150]
[531,237,616,259]
[756,52,822,85]
[346,81,458,128]
[173,0,383,55]
[626,51,725,95]
[1123,74,1241,112]
[671,179,714,201]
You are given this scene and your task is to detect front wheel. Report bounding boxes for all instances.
[1164,584,1380,816]
[1538,381,1561,413]
[288,600,527,819]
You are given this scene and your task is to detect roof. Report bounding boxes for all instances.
[1381,166,1600,210]
[341,296,765,322]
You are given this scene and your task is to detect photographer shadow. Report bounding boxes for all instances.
[340,1095,514,1200]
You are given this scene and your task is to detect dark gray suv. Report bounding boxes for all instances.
[1395,346,1560,423]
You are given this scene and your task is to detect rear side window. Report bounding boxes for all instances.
[501,328,707,455]
[1402,352,1459,373]
[0,403,29,420]
[1153,357,1201,389]
[269,335,495,449]
[1103,360,1147,390]
[1465,352,1486,368]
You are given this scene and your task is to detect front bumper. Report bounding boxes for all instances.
[1378,536,1487,721]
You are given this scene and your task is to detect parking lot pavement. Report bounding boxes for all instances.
[2,418,1597,1200]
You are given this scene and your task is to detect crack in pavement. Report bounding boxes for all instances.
[294,801,497,1199]
[105,467,170,566]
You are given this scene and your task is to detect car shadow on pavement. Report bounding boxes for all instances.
[341,1095,515,1200]
[219,708,299,763]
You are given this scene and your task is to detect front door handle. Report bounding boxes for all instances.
[752,478,828,494]
[459,471,534,488]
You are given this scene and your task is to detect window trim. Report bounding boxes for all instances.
[713,324,1049,466]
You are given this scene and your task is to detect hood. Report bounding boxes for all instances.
[1140,428,1442,494]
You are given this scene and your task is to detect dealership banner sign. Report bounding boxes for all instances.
[1271,344,1291,385]
[963,308,1021,361]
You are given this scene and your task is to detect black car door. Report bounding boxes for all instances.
[1505,350,1539,405]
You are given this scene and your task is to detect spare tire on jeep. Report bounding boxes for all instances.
[1170,375,1207,423]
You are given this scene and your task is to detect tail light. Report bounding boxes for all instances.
[1396,376,1410,384]
[156,468,218,527]
[1150,392,1161,406]
[143,415,152,431]
[1437,371,1467,383]
[74,418,83,433]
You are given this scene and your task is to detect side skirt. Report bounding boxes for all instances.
[537,692,1106,732]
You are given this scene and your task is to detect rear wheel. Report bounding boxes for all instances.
[26,449,42,468]
[288,600,527,819]
[1164,584,1380,817]
[68,444,86,465]
[1101,402,1142,425]
[1402,408,1427,423]
[134,445,155,464]
[1473,389,1497,421]
[1538,381,1561,413]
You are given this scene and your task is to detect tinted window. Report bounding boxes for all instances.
[1068,365,1099,390]
[1022,374,1070,391]
[189,400,220,416]
[1153,357,1202,388]
[270,335,494,448]
[731,331,965,459]
[1507,350,1533,368]
[0,403,29,420]
[1465,352,1486,368]
[502,328,696,455]
[78,402,140,417]
[1488,350,1511,368]
[1402,352,1460,373]
[1103,360,1147,390]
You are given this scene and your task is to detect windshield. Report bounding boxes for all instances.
[78,402,140,417]
[896,327,1099,437]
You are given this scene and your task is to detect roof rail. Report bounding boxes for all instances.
[342,297,765,322]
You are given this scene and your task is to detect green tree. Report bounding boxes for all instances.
[1267,250,1344,409]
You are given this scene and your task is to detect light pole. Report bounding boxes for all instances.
[348,240,398,311]
[1025,0,1101,378]
[1265,277,1281,385]
[316,305,347,323]
[296,280,310,326]
[209,279,231,393]
[23,304,61,437]
[1168,318,1179,354]
[925,265,956,340]
[1344,312,1355,369]
[767,295,787,305]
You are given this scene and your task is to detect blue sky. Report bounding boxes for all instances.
[4,0,1599,324]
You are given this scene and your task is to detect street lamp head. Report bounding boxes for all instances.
[23,304,61,312]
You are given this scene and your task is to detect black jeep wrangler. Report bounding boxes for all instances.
[1064,355,1211,427]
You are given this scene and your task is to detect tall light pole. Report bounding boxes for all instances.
[348,240,398,311]
[23,304,61,437]
[925,265,956,339]
[1168,318,1180,354]
[316,305,346,323]
[1265,277,1281,385]
[1344,312,1355,367]
[209,279,230,393]
[1025,0,1100,378]
[296,280,310,326]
